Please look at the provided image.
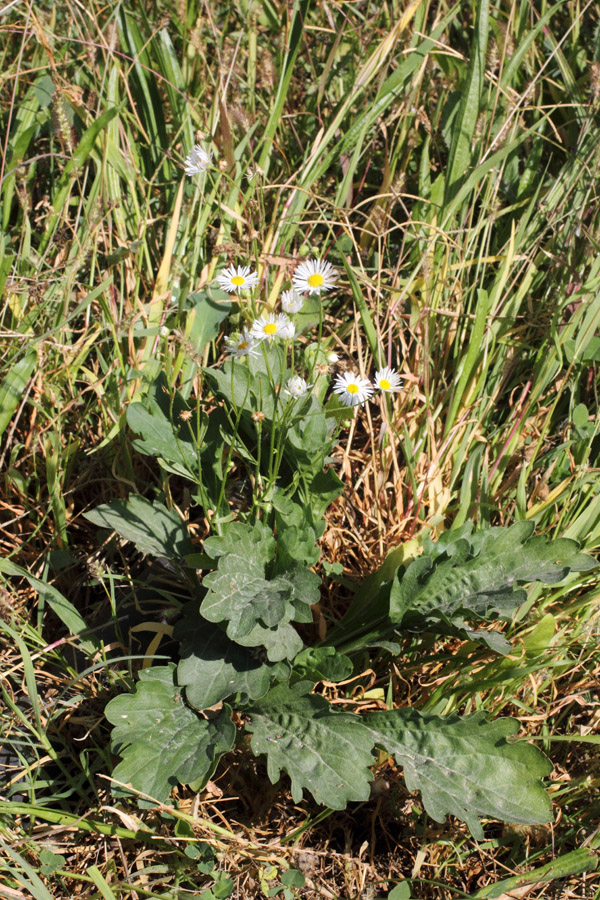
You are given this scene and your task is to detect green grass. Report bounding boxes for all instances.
[1,0,600,897]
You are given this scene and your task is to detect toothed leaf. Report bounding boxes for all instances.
[200,522,319,660]
[106,664,235,803]
[365,708,553,840]
[175,607,284,709]
[391,521,596,626]
[246,681,374,808]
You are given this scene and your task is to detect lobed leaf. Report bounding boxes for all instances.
[292,647,353,683]
[200,522,319,661]
[204,520,274,566]
[106,665,235,803]
[365,709,553,840]
[246,681,374,808]
[175,606,284,710]
[391,521,596,626]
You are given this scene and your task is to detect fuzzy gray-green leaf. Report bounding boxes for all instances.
[365,709,552,840]
[106,665,235,803]
[176,609,279,710]
[247,681,374,808]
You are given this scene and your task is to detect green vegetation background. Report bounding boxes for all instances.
[1,0,599,897]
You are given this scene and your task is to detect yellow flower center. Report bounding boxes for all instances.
[380,378,391,390]
[347,383,359,394]
[231,275,245,286]
[307,273,324,287]
[239,341,248,349]
[264,323,277,335]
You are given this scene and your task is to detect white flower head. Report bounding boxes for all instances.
[292,258,338,295]
[217,264,260,294]
[250,312,293,342]
[159,325,170,337]
[224,327,259,358]
[374,366,402,393]
[332,371,373,407]
[279,317,296,340]
[327,352,339,363]
[281,289,304,314]
[284,375,312,399]
[184,144,212,176]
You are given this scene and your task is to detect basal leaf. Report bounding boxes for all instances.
[202,558,294,636]
[106,665,235,803]
[85,495,193,559]
[277,564,320,621]
[246,681,374,808]
[200,522,318,660]
[329,523,595,656]
[391,521,596,625]
[235,619,304,662]
[175,606,280,709]
[365,708,552,840]
[272,494,321,568]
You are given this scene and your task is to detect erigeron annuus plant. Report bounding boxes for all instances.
[89,260,595,838]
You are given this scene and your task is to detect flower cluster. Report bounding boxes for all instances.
[333,366,402,407]
[216,257,401,408]
[219,257,338,360]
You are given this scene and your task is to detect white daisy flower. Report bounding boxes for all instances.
[284,375,312,398]
[332,371,373,407]
[183,144,212,176]
[217,264,260,294]
[281,289,304,314]
[279,317,296,340]
[224,327,259,358]
[250,312,293,342]
[374,366,402,393]
[292,258,338,295]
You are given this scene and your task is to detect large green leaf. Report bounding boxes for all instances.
[390,521,596,625]
[234,619,305,663]
[291,647,353,684]
[106,665,235,803]
[365,709,553,840]
[272,493,321,569]
[85,495,193,559]
[203,359,277,420]
[186,292,232,357]
[200,522,319,660]
[246,681,374,808]
[126,373,202,480]
[329,523,596,654]
[175,607,282,710]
